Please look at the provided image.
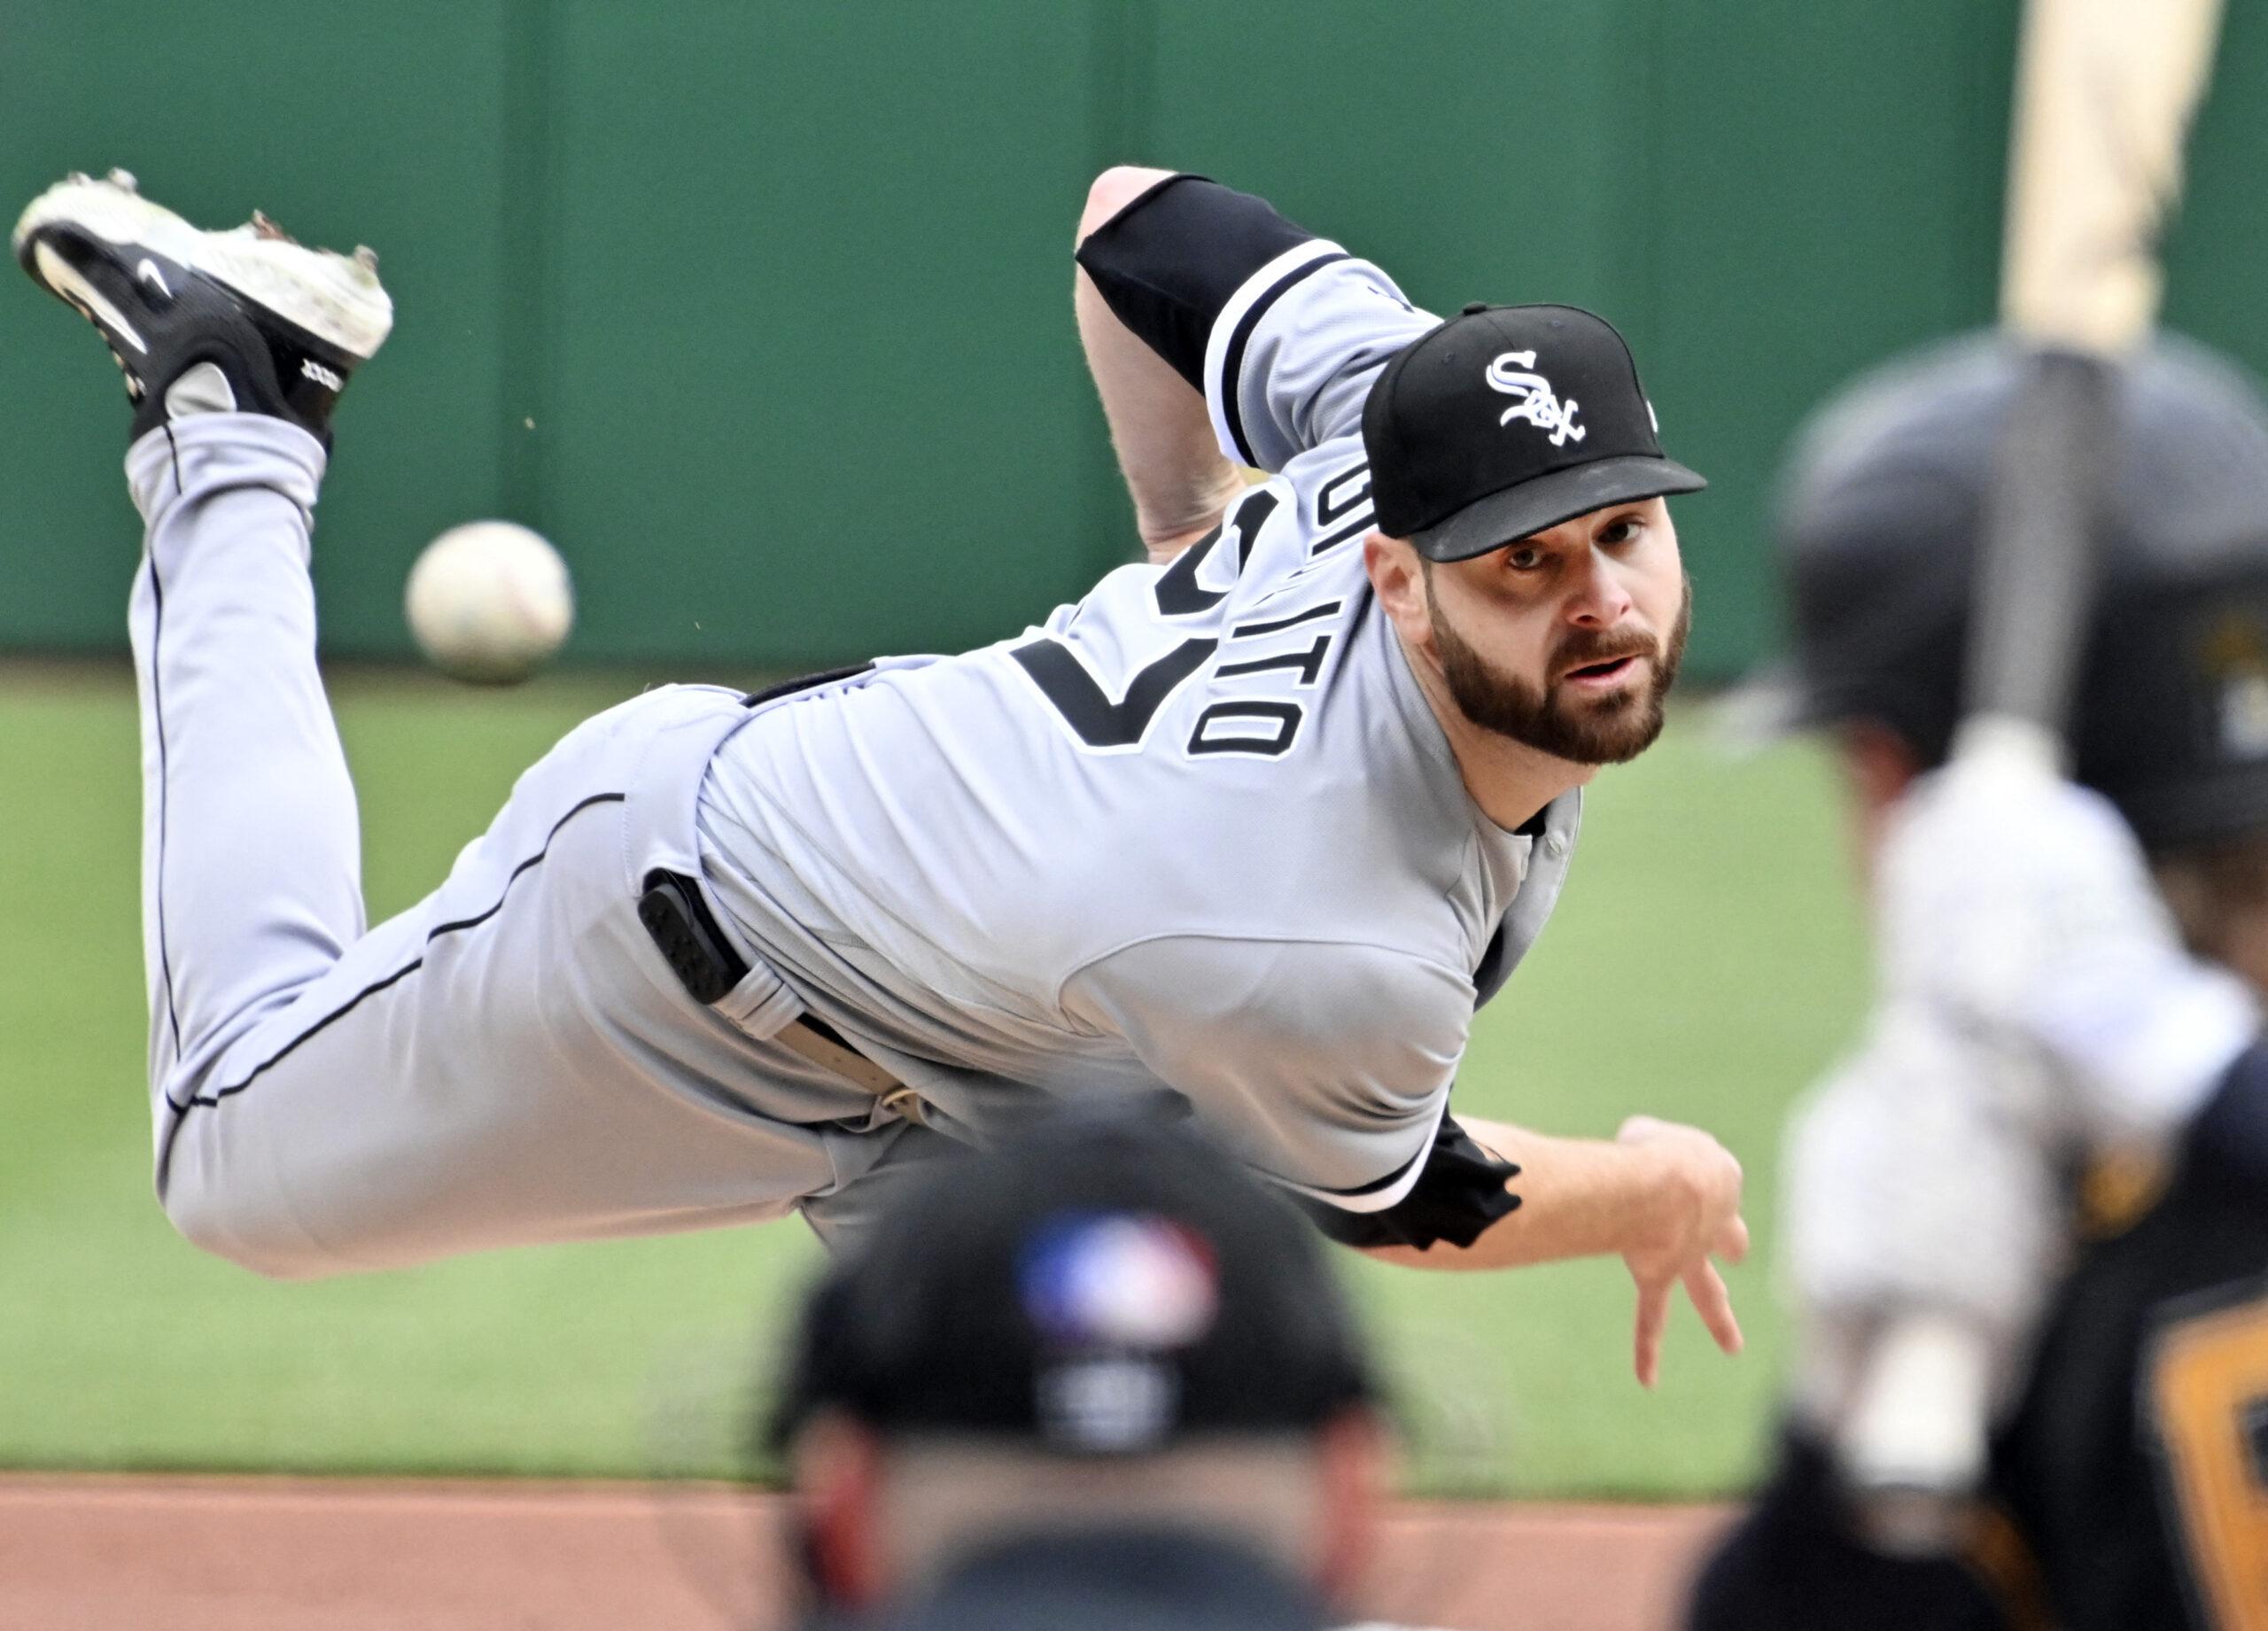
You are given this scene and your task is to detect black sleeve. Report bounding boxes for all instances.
[1074,175,1318,392]
[2181,1037,2268,1190]
[1297,1113,1521,1251]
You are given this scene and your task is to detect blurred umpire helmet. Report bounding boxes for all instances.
[1758,331,2268,852]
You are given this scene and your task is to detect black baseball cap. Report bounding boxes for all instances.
[1363,303,1706,563]
[768,1109,1378,1455]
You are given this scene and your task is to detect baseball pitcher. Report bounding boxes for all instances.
[12,165,1744,1384]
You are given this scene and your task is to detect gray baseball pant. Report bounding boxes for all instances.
[126,414,939,1277]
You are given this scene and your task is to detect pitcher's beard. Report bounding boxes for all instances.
[1426,573,1692,765]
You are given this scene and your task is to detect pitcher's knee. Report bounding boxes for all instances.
[158,1169,350,1281]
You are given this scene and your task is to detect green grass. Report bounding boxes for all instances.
[0,663,1868,1497]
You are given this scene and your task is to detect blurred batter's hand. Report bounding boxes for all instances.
[1783,1006,2064,1381]
[1878,756,2256,1152]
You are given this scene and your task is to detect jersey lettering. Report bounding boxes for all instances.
[1216,632,1330,688]
[1187,700,1302,758]
[1153,520,1231,617]
[1233,599,1342,640]
[1310,460,1374,555]
[1317,462,1371,527]
[1186,601,1349,760]
[1224,488,1283,573]
[1015,486,1284,752]
[2144,1277,2268,1629]
[1155,489,1280,616]
[1015,478,1354,761]
[1010,635,1217,751]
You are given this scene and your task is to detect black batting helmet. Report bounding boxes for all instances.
[1756,331,2268,853]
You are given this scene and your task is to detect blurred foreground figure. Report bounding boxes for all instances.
[1689,335,2268,1630]
[766,1110,1390,1631]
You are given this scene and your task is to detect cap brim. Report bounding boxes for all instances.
[1410,454,1709,563]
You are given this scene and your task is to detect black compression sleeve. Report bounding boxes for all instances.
[1298,1114,1521,1251]
[2182,1038,2268,1189]
[1075,175,1319,392]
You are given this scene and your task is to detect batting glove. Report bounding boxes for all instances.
[1783,1004,2065,1395]
[1876,754,2257,1153]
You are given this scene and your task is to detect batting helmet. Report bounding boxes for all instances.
[1759,331,2268,852]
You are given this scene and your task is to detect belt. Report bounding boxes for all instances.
[636,869,928,1126]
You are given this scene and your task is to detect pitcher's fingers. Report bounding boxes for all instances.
[1716,1212,1751,1265]
[1682,1259,1744,1355]
[1632,1277,1670,1389]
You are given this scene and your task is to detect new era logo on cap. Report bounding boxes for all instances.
[1362,302,1705,563]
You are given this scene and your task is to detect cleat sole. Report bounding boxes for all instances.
[13,175,392,359]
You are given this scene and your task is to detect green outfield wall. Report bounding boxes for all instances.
[6,2,2268,678]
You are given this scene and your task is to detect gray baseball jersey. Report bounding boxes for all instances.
[696,185,1580,1220]
[97,175,1573,1278]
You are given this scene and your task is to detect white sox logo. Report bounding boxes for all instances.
[1486,351,1585,447]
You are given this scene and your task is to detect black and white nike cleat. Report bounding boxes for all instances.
[12,168,393,447]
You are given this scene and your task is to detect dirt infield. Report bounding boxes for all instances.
[0,1475,1727,1630]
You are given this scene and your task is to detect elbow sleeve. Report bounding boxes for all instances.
[1075,175,1318,392]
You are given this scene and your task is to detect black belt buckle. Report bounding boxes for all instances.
[637,870,750,1005]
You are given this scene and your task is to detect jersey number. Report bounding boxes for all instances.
[1011,490,1281,750]
[2145,1277,2268,1629]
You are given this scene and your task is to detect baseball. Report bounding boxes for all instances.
[404,521,574,685]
